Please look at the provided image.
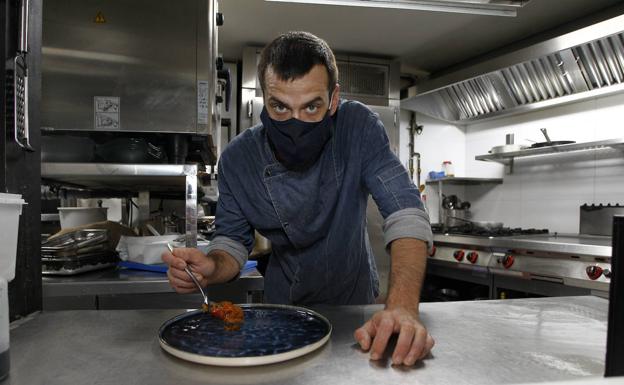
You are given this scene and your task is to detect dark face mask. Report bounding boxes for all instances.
[261,98,334,172]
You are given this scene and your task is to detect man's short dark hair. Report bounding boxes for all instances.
[258,31,338,94]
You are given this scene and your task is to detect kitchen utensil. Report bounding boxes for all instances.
[158,304,332,366]
[167,243,210,310]
[529,128,575,148]
[96,137,165,163]
[442,194,460,209]
[489,144,527,154]
[443,209,472,228]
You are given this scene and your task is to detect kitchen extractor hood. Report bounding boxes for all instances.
[402,14,624,123]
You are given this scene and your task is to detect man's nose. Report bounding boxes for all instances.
[291,110,301,120]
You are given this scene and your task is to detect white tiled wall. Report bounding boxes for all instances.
[399,92,624,233]
[463,92,624,233]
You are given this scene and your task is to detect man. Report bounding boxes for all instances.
[163,31,434,366]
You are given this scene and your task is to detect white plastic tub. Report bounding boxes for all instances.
[117,235,210,265]
[0,193,26,282]
[58,207,108,229]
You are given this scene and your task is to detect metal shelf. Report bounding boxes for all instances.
[426,177,503,185]
[425,177,503,225]
[475,138,624,165]
[41,163,197,193]
[41,163,199,248]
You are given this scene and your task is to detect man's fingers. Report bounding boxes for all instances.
[354,320,375,351]
[419,334,435,360]
[167,270,196,291]
[392,324,415,365]
[369,317,394,361]
[404,327,428,366]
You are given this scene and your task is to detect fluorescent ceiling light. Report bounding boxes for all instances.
[265,0,529,17]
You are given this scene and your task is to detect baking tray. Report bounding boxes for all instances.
[159,304,331,366]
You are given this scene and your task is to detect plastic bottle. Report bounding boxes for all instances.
[442,161,454,177]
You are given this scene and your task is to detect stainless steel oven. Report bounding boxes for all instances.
[41,0,223,137]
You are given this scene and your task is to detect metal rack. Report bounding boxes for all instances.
[41,163,199,248]
[425,177,503,224]
[475,137,624,167]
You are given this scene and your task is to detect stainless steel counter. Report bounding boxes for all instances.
[42,268,264,310]
[433,233,613,258]
[3,296,609,385]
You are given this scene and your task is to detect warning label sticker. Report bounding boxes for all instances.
[94,96,120,130]
[197,81,209,125]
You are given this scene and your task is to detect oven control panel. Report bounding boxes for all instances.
[429,245,492,268]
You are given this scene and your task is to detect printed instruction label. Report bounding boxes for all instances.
[94,96,120,130]
[197,81,209,125]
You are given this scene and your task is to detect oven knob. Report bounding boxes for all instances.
[429,245,437,257]
[586,266,603,280]
[603,268,612,279]
[467,252,478,264]
[453,250,465,262]
[502,255,514,269]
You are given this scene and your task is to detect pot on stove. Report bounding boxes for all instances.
[443,208,472,228]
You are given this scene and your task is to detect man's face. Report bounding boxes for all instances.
[264,64,340,122]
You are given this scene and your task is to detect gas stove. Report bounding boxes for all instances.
[429,225,613,294]
[431,224,549,237]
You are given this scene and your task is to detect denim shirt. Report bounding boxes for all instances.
[206,100,432,306]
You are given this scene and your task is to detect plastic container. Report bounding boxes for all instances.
[116,235,211,265]
[442,161,455,177]
[0,193,25,381]
[58,207,108,229]
[0,193,26,282]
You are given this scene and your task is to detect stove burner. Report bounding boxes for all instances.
[431,223,548,237]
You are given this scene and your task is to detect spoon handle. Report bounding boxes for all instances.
[167,243,210,306]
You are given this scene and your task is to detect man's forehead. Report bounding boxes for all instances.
[265,64,330,98]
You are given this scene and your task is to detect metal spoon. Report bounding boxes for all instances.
[167,243,211,311]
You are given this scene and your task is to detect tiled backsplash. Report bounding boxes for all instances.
[397,92,624,233]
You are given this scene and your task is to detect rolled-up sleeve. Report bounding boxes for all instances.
[361,113,433,250]
[204,160,254,269]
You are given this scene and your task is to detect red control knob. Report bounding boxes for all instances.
[586,266,603,280]
[453,250,465,262]
[502,255,514,269]
[429,245,437,257]
[467,252,479,264]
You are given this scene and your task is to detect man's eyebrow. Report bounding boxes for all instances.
[302,96,324,105]
[267,96,291,108]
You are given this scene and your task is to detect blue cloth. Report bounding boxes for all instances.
[206,100,432,306]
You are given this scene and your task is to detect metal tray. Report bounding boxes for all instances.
[159,304,332,366]
[42,229,109,256]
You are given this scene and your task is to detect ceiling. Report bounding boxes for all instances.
[218,0,624,77]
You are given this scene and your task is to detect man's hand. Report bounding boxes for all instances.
[354,237,433,366]
[162,248,215,293]
[354,307,434,366]
[162,248,240,293]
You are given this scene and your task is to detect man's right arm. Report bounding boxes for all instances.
[162,156,255,292]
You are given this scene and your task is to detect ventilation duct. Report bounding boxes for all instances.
[402,14,624,123]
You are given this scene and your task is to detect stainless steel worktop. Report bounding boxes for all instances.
[42,267,263,297]
[434,233,613,258]
[3,296,609,385]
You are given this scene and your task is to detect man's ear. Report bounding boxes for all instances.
[330,84,340,116]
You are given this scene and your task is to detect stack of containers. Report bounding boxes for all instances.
[0,193,26,381]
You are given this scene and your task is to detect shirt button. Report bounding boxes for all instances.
[265,170,271,177]
[284,222,289,227]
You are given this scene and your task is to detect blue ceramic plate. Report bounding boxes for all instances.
[158,304,332,366]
